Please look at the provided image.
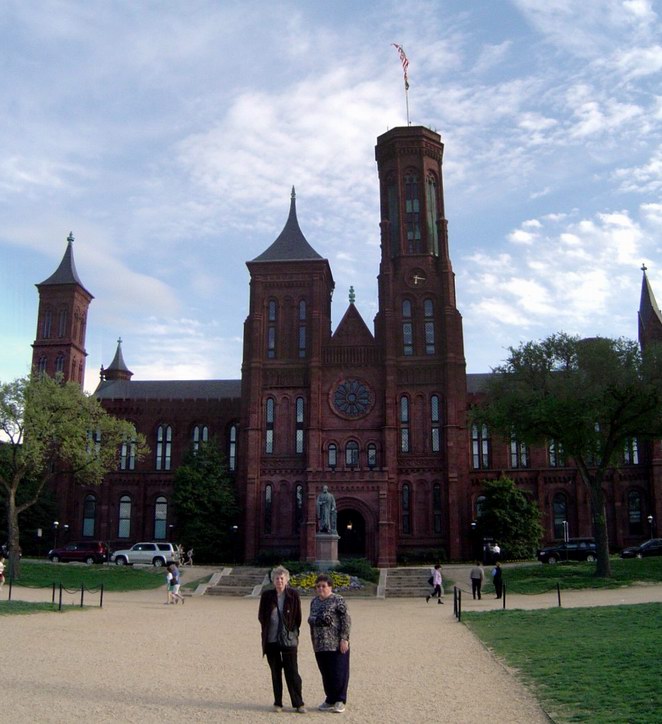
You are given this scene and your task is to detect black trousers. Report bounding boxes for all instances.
[431,584,442,599]
[471,578,482,599]
[265,643,304,708]
[315,650,350,705]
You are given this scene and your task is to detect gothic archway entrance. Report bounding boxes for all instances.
[337,509,365,558]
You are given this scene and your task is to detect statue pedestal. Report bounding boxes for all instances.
[315,533,340,571]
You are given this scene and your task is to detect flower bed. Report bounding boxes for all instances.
[289,571,364,592]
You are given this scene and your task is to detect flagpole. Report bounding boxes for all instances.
[392,43,411,126]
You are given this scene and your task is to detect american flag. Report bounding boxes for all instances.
[392,43,409,90]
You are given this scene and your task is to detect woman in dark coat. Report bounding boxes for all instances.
[492,561,503,599]
[258,566,306,713]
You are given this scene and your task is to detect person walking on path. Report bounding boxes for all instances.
[258,566,306,714]
[426,563,444,604]
[492,562,503,599]
[0,555,5,592]
[309,573,351,714]
[168,563,185,604]
[470,561,485,600]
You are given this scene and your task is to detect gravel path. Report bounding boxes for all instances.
[4,568,661,723]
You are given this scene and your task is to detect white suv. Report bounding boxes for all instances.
[110,542,179,567]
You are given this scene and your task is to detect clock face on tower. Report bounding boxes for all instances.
[331,378,374,419]
[406,269,427,288]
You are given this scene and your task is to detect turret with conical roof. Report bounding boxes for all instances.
[638,264,662,349]
[31,233,93,386]
[101,338,133,382]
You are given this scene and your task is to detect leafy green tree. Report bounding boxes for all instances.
[473,333,662,577]
[172,440,238,563]
[0,374,147,577]
[475,476,542,560]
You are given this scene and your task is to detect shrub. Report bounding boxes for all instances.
[336,557,379,583]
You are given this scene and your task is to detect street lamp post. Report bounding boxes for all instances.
[648,515,654,540]
[52,521,59,550]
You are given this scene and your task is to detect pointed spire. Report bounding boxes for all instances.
[103,337,133,381]
[251,188,323,262]
[38,232,93,297]
[638,264,662,349]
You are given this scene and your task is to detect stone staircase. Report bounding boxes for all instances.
[205,566,270,597]
[383,566,431,598]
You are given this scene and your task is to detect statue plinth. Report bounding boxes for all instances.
[315,532,340,571]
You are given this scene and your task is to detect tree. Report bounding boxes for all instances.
[172,440,238,563]
[0,374,147,577]
[472,333,662,577]
[475,476,543,560]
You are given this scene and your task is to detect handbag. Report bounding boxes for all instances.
[277,606,299,648]
[427,576,433,586]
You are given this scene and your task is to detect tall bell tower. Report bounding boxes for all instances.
[31,233,93,386]
[374,126,469,559]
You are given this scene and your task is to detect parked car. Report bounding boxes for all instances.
[537,538,597,564]
[620,538,662,558]
[110,542,179,567]
[48,541,109,564]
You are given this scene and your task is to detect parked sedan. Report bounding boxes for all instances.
[620,538,662,558]
[110,542,179,567]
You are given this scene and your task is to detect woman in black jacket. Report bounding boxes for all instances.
[258,566,306,713]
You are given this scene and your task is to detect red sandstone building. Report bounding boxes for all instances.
[31,126,661,564]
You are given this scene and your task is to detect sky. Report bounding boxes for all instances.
[1,0,661,393]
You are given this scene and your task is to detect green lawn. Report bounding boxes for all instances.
[481,557,662,595]
[464,604,662,723]
[7,561,167,592]
[0,600,81,616]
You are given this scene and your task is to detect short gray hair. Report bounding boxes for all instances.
[272,565,290,583]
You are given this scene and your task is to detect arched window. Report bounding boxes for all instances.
[42,308,52,338]
[476,495,486,518]
[82,494,96,537]
[624,438,639,465]
[118,495,131,538]
[294,484,304,534]
[38,356,47,375]
[510,433,529,468]
[431,395,441,452]
[265,398,275,454]
[628,490,643,535]
[400,396,410,453]
[55,353,65,375]
[120,434,136,471]
[548,439,565,467]
[86,428,101,457]
[402,300,413,356]
[228,424,238,471]
[424,299,435,355]
[264,484,273,534]
[192,424,208,452]
[402,483,411,534]
[267,299,277,358]
[156,425,172,470]
[404,173,421,253]
[367,443,377,469]
[553,492,568,539]
[328,443,337,469]
[345,441,359,468]
[298,300,307,358]
[58,307,68,338]
[295,397,305,454]
[426,173,439,255]
[471,424,490,469]
[154,496,168,540]
[386,174,400,256]
[433,483,442,534]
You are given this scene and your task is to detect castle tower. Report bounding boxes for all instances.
[32,233,93,386]
[240,188,334,560]
[101,338,134,382]
[374,126,469,559]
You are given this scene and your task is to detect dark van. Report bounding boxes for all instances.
[537,538,597,564]
[48,541,109,564]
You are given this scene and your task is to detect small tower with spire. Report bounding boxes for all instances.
[31,232,94,386]
[101,338,133,382]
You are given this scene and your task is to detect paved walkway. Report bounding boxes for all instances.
[3,567,661,723]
